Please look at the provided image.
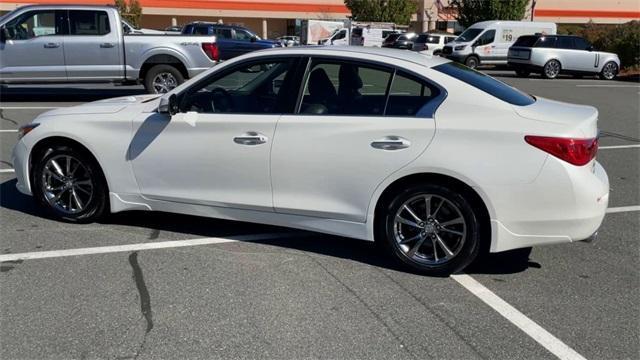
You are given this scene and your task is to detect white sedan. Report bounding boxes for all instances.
[12,47,609,275]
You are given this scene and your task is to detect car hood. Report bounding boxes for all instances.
[39,95,161,117]
[514,96,598,137]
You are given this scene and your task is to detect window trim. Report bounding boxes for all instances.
[177,55,305,115]
[294,55,447,118]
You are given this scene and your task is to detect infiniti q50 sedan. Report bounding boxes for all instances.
[12,47,609,276]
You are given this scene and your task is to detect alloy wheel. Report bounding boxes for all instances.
[41,154,94,215]
[602,62,617,80]
[153,72,178,93]
[545,60,560,78]
[393,194,467,265]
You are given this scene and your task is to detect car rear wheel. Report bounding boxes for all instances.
[144,64,185,94]
[465,56,479,69]
[32,145,108,223]
[378,184,481,276]
[599,61,618,80]
[542,59,561,79]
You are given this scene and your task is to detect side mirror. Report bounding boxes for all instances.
[158,94,179,115]
[587,45,594,52]
[0,27,9,43]
[250,35,257,43]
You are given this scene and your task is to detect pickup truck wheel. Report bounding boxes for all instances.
[144,64,184,94]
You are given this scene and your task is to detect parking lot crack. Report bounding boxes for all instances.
[305,254,419,360]
[376,269,488,360]
[127,251,154,359]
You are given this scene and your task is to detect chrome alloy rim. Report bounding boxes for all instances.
[393,194,467,265]
[602,62,617,80]
[41,155,94,214]
[152,72,178,93]
[546,61,560,78]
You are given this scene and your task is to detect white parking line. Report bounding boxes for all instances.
[0,106,61,109]
[607,205,640,214]
[0,169,15,173]
[451,274,587,360]
[599,144,640,150]
[0,232,301,262]
[576,84,640,88]
[0,129,18,133]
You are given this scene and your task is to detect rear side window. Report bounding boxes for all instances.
[534,36,556,48]
[194,25,210,35]
[573,37,591,50]
[214,28,232,39]
[69,10,110,35]
[425,35,440,44]
[556,37,574,49]
[386,72,442,117]
[434,62,535,106]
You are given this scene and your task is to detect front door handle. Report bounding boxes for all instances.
[43,42,60,49]
[234,131,268,145]
[371,136,411,150]
[100,42,115,48]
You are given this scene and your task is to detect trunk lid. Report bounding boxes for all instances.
[514,97,599,138]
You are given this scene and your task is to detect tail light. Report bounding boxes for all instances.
[525,135,598,166]
[202,43,219,61]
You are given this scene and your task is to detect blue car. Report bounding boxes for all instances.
[181,22,280,60]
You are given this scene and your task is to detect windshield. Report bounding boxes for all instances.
[434,62,535,106]
[456,28,483,42]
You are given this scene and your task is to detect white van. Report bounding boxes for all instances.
[441,21,557,68]
[320,23,400,47]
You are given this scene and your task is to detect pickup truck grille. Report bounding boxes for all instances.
[442,46,452,55]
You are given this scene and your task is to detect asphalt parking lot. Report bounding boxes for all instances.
[1,72,638,359]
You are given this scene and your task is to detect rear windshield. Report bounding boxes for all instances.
[433,62,535,106]
[513,35,538,47]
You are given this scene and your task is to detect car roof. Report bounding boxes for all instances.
[252,46,450,68]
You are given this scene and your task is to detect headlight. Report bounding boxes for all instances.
[454,45,466,51]
[18,123,39,140]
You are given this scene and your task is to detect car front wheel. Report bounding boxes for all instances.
[32,145,108,223]
[378,184,481,276]
[599,61,618,80]
[465,56,479,69]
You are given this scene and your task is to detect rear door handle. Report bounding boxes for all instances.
[43,42,60,48]
[371,136,411,150]
[100,42,115,48]
[234,131,268,145]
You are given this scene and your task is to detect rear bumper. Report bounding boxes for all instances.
[486,159,609,253]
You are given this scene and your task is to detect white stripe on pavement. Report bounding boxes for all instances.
[451,274,587,360]
[599,144,640,150]
[0,129,18,133]
[607,205,640,214]
[0,106,61,109]
[0,169,15,173]
[0,232,302,262]
[576,84,640,88]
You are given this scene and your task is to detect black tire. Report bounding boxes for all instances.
[144,64,185,94]
[377,183,482,276]
[433,50,441,56]
[464,55,479,69]
[32,145,108,223]
[542,59,561,79]
[599,61,618,80]
[515,68,530,77]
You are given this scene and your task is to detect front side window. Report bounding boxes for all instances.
[69,10,110,35]
[300,60,392,116]
[333,30,346,40]
[573,37,591,50]
[386,72,441,117]
[4,10,65,40]
[235,29,253,41]
[475,30,495,46]
[434,62,535,106]
[182,59,295,114]
[445,36,457,43]
[456,28,482,42]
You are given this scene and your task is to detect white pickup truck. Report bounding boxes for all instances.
[0,5,219,93]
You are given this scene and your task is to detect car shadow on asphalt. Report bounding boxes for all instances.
[0,86,146,103]
[0,178,538,275]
